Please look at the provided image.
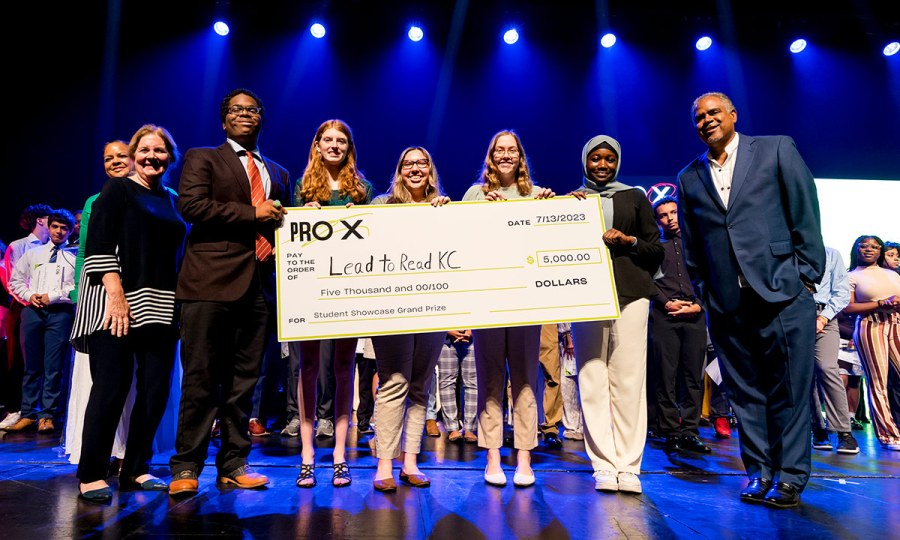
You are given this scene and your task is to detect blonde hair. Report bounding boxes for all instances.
[387,147,444,203]
[477,130,533,196]
[297,119,368,204]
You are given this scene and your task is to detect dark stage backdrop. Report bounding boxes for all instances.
[6,1,899,244]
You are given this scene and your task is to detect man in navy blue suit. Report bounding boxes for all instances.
[676,92,825,508]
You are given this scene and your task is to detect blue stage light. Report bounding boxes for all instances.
[695,36,712,51]
[310,23,326,39]
[503,28,519,45]
[885,41,900,57]
[790,39,807,54]
[408,26,424,42]
[213,21,229,37]
[600,33,616,48]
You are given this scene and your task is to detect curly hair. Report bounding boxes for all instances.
[385,147,445,203]
[297,119,368,204]
[477,130,534,197]
[848,234,885,270]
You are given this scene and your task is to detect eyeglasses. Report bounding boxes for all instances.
[227,105,261,116]
[493,148,519,157]
[401,159,430,170]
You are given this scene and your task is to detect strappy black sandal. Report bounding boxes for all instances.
[332,462,352,488]
[296,463,316,488]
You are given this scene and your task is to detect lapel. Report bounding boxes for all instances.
[217,143,252,201]
[728,134,755,211]
[694,154,726,213]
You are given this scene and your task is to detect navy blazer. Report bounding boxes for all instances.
[676,134,825,314]
[176,143,291,303]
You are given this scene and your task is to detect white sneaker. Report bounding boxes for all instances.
[565,430,584,441]
[593,470,618,492]
[617,472,642,494]
[0,411,21,430]
[281,418,301,437]
[315,418,334,438]
[883,442,900,451]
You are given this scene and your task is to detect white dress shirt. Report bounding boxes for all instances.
[9,241,76,306]
[706,133,740,207]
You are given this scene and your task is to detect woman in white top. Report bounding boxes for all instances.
[462,130,553,488]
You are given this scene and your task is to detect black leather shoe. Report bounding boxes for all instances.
[543,433,562,449]
[679,434,712,453]
[664,436,682,451]
[763,482,801,508]
[739,478,773,503]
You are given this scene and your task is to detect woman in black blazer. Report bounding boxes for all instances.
[570,135,663,495]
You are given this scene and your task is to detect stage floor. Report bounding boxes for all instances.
[1,421,898,539]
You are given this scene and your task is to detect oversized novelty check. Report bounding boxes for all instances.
[275,195,620,341]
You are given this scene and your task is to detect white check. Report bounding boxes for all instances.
[275,195,620,341]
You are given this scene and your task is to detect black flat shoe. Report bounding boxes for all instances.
[739,478,772,503]
[763,482,801,508]
[78,485,113,504]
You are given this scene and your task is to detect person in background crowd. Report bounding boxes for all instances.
[843,235,900,451]
[649,196,711,454]
[7,209,77,434]
[0,204,52,431]
[64,139,135,470]
[809,246,858,454]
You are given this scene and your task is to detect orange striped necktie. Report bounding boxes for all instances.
[245,151,273,262]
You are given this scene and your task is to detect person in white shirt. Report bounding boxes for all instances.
[5,210,77,433]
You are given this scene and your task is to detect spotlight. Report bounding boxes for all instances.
[600,33,616,48]
[789,39,807,54]
[408,26,424,42]
[310,23,326,39]
[695,36,712,51]
[213,21,229,37]
[885,41,900,57]
[503,28,519,45]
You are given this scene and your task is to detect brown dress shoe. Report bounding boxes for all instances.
[218,465,269,488]
[448,430,463,442]
[38,418,55,433]
[373,477,397,493]
[425,419,440,437]
[169,470,199,496]
[399,471,431,487]
[5,417,36,432]
[464,430,478,443]
[248,418,269,436]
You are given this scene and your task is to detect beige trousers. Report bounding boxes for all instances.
[474,326,541,450]
[572,298,649,474]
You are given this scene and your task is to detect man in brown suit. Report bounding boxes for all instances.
[169,88,290,495]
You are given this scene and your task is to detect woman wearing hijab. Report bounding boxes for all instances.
[570,135,663,495]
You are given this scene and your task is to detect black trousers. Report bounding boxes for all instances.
[650,308,708,437]
[708,287,816,489]
[77,324,177,483]
[316,339,336,421]
[170,292,270,476]
[355,351,376,427]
